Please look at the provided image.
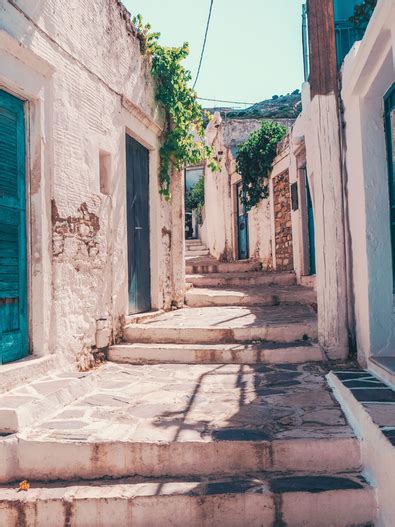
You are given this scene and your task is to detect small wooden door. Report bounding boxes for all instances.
[237,182,249,260]
[126,135,151,314]
[0,90,28,364]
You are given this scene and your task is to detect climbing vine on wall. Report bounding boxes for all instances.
[236,121,287,209]
[133,15,217,199]
[349,0,377,27]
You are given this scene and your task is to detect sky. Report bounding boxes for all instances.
[123,0,305,108]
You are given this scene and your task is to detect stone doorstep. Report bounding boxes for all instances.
[186,271,296,288]
[184,286,316,308]
[0,473,376,527]
[0,372,98,434]
[0,356,56,395]
[125,310,165,326]
[123,321,318,345]
[108,342,324,365]
[0,436,361,484]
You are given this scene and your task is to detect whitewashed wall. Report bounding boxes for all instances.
[341,0,395,370]
[0,0,181,369]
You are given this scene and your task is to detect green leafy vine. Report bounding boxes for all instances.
[349,0,377,27]
[133,15,217,199]
[236,121,287,209]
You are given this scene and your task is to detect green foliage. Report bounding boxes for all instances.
[236,121,287,209]
[185,176,205,224]
[349,0,377,26]
[133,15,218,199]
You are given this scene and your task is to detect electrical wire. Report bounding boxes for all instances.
[193,0,214,90]
[197,97,257,106]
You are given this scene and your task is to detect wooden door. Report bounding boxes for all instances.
[0,90,28,364]
[126,135,151,314]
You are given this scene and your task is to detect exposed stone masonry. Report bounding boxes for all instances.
[273,171,294,271]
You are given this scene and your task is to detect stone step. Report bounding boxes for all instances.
[0,472,376,527]
[123,305,317,344]
[0,435,361,484]
[0,362,360,485]
[186,271,296,288]
[185,244,208,252]
[0,371,97,434]
[108,341,323,365]
[185,249,210,257]
[186,259,262,275]
[185,285,316,308]
[185,239,203,245]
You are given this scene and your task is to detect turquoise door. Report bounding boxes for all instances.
[237,182,249,260]
[306,175,316,275]
[385,84,395,288]
[0,90,28,364]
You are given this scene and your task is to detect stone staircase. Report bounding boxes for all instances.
[185,238,210,257]
[0,258,378,526]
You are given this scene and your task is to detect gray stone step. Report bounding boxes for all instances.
[185,285,316,308]
[185,244,208,252]
[185,249,210,257]
[0,472,376,527]
[186,271,296,288]
[123,305,317,344]
[108,341,323,365]
[186,259,262,275]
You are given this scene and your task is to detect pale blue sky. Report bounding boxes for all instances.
[123,0,305,108]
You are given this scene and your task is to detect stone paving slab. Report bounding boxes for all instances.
[23,362,352,444]
[185,284,316,307]
[0,370,97,433]
[129,305,316,330]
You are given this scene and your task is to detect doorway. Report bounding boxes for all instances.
[126,134,151,314]
[0,89,28,364]
[236,182,249,260]
[306,174,316,275]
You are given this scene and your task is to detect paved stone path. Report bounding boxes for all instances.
[23,362,352,444]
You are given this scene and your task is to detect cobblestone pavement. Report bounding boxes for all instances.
[23,362,353,443]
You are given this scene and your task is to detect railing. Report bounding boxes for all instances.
[334,20,367,69]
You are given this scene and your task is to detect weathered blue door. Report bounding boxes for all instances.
[126,135,151,314]
[0,90,28,364]
[306,174,316,275]
[237,182,249,260]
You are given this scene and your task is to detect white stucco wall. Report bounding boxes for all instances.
[0,1,181,369]
[203,114,272,265]
[341,0,395,365]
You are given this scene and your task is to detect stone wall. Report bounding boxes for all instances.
[0,1,181,368]
[273,171,294,271]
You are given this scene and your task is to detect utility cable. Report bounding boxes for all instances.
[197,97,257,106]
[193,0,214,90]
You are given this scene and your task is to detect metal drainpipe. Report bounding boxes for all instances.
[336,73,357,358]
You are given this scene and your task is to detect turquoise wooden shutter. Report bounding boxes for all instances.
[0,89,28,364]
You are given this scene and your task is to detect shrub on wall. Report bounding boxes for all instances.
[236,121,286,209]
[349,0,377,26]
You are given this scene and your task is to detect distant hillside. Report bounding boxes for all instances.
[210,91,302,120]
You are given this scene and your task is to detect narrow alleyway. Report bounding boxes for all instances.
[0,256,376,526]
